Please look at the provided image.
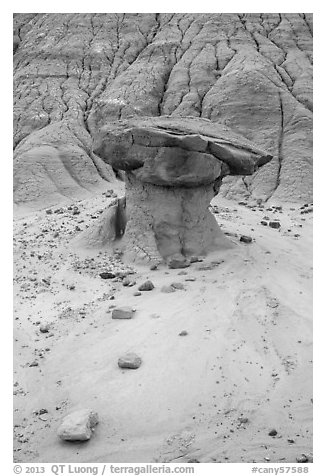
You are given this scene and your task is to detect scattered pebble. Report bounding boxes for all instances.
[168,256,190,269]
[118,353,142,369]
[268,429,278,436]
[57,409,99,441]
[99,272,116,279]
[296,455,309,463]
[171,282,185,290]
[238,417,249,424]
[39,415,48,421]
[190,256,203,263]
[211,259,224,267]
[29,361,39,367]
[179,330,188,336]
[240,235,253,243]
[122,277,131,286]
[196,263,214,271]
[138,280,154,291]
[39,324,50,333]
[161,285,176,293]
[112,307,135,319]
[269,221,281,229]
[33,408,48,415]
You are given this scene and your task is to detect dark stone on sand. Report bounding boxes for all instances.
[269,221,281,229]
[99,272,116,279]
[112,307,134,319]
[168,256,191,269]
[296,455,309,463]
[240,235,253,243]
[161,285,176,293]
[138,280,154,291]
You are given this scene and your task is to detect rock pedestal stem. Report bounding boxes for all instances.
[121,172,230,264]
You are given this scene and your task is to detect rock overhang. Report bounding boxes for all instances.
[93,115,273,187]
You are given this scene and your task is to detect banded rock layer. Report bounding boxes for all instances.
[13,13,313,208]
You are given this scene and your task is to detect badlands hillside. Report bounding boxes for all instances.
[13,13,313,464]
[13,13,312,209]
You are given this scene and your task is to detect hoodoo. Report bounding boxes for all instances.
[93,116,272,266]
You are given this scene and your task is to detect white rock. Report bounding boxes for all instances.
[57,409,99,441]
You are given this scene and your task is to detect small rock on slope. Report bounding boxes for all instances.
[168,256,191,269]
[171,282,185,290]
[118,353,142,369]
[269,221,281,229]
[112,307,135,319]
[161,285,176,293]
[138,280,154,291]
[240,235,253,243]
[57,409,99,441]
[39,324,50,333]
[99,272,116,279]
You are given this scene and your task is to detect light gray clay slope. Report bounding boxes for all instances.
[13,13,313,208]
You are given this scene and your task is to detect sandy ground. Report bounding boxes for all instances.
[13,191,313,463]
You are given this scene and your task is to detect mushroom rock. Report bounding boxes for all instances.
[93,116,272,266]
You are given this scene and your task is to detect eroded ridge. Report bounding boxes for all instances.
[14,13,312,207]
